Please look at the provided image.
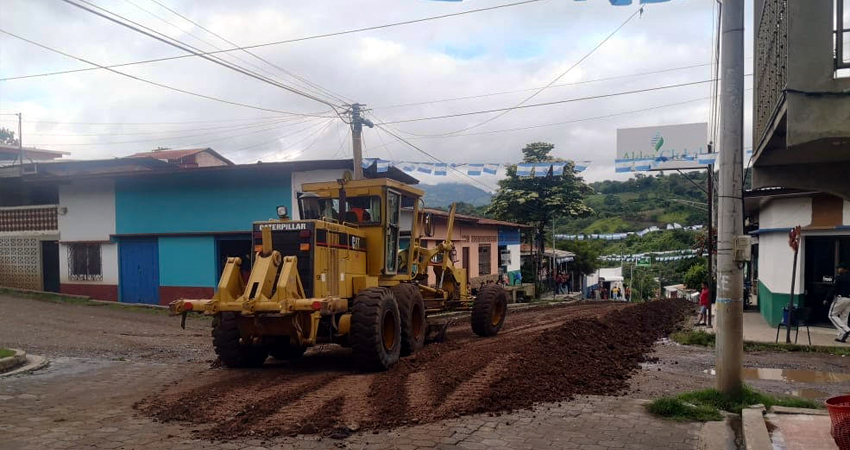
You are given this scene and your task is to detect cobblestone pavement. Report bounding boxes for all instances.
[0,357,700,450]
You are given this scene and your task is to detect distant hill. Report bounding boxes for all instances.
[419,183,493,208]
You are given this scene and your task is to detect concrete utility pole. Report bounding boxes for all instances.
[715,0,745,396]
[350,103,373,180]
[707,143,714,328]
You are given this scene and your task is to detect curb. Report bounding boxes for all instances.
[0,354,49,378]
[742,405,772,450]
[0,349,27,373]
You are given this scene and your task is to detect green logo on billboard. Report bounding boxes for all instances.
[651,132,664,152]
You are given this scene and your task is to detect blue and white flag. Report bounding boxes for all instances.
[516,164,533,177]
[434,163,447,176]
[634,158,653,171]
[376,159,389,173]
[534,163,551,177]
[608,0,671,5]
[361,158,375,169]
[483,164,499,175]
[573,160,591,172]
[467,164,484,176]
[615,159,634,173]
[551,163,567,176]
[698,153,717,165]
[400,161,416,172]
[417,163,433,174]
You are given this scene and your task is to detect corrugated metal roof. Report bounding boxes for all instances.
[422,208,529,228]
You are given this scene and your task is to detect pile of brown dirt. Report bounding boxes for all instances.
[138,300,689,440]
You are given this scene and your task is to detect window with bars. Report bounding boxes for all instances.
[68,243,102,281]
[478,244,491,276]
[837,0,850,72]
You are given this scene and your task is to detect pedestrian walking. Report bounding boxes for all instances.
[625,286,631,302]
[824,262,850,343]
[695,281,710,326]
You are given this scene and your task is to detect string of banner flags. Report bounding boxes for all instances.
[361,158,592,176]
[556,224,704,242]
[600,249,708,263]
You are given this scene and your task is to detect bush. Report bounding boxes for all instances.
[684,261,708,290]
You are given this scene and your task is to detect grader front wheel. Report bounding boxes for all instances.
[471,285,508,337]
[212,312,269,368]
[351,287,402,371]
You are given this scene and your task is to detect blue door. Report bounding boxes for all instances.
[119,238,160,304]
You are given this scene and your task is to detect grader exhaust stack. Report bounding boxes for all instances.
[170,177,509,370]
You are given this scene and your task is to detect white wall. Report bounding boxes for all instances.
[760,197,812,229]
[757,232,803,295]
[505,243,521,271]
[290,169,346,220]
[59,242,119,284]
[58,180,116,241]
[58,180,118,285]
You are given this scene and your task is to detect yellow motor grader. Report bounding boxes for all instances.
[169,176,509,370]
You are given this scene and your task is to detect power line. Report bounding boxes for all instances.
[0,29,332,118]
[145,0,353,105]
[229,118,334,156]
[408,4,645,138]
[379,78,744,127]
[22,116,302,137]
[372,62,720,111]
[29,116,320,147]
[59,0,343,111]
[3,0,547,82]
[251,119,336,162]
[372,123,499,192]
[18,116,301,126]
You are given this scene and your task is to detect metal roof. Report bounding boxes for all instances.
[127,148,234,166]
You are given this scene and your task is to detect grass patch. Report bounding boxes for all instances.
[670,328,850,356]
[0,348,15,358]
[648,385,821,422]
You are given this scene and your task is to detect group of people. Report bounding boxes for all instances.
[555,272,571,295]
[592,285,631,301]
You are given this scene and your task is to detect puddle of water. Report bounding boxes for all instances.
[785,388,829,399]
[704,367,850,383]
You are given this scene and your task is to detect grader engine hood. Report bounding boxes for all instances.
[252,221,315,298]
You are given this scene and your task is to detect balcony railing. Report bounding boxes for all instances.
[0,204,59,234]
[755,0,788,147]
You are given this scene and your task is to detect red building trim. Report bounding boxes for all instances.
[61,283,118,301]
[159,286,214,306]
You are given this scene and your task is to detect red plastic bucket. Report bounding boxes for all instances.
[826,395,850,450]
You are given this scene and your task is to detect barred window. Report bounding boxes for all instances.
[837,0,850,73]
[68,243,102,281]
[478,244,492,276]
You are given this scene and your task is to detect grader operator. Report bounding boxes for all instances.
[169,177,509,370]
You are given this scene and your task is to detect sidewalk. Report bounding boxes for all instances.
[706,308,850,347]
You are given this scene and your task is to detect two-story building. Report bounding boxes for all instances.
[748,1,850,326]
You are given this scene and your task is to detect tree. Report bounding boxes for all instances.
[684,261,708,290]
[557,240,600,276]
[0,127,19,146]
[487,142,593,283]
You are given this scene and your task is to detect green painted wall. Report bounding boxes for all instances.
[758,281,805,327]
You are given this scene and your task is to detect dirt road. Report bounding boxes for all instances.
[0,294,213,362]
[139,300,691,439]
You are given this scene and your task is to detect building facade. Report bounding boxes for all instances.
[752,0,850,199]
[746,189,850,326]
[421,209,526,287]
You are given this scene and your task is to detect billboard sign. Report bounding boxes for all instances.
[616,123,708,172]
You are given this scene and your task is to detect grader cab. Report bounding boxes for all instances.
[169,177,508,370]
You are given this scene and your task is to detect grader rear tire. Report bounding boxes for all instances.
[392,283,427,356]
[212,312,269,368]
[351,287,401,371]
[471,284,508,337]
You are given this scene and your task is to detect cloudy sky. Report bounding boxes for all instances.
[0,0,754,189]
